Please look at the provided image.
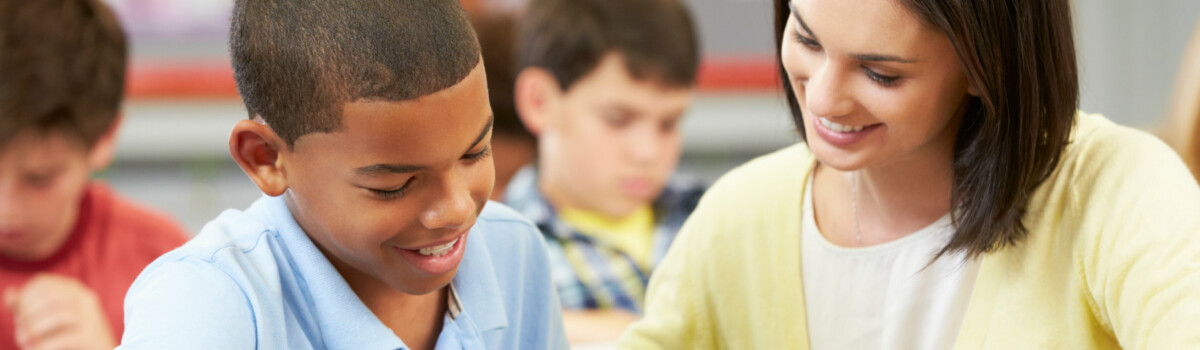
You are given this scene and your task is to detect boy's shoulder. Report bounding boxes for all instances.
[135,195,285,287]
[119,196,299,348]
[471,201,546,256]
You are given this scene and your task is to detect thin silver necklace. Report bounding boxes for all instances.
[851,172,863,246]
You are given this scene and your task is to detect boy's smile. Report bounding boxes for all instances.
[268,62,494,296]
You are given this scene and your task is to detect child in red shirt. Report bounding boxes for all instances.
[0,1,189,349]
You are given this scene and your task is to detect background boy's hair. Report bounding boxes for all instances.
[230,0,481,147]
[471,13,532,144]
[0,0,128,149]
[517,0,699,91]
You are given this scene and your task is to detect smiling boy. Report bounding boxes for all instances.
[117,1,566,349]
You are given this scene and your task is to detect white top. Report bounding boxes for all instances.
[801,177,979,350]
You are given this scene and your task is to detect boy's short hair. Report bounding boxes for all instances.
[0,0,127,149]
[518,0,699,91]
[230,0,481,146]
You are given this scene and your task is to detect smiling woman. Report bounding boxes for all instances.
[619,0,1200,349]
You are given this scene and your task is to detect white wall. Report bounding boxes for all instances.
[1074,0,1200,127]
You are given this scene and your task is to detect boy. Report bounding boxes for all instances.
[505,0,703,342]
[117,1,567,349]
[0,1,190,349]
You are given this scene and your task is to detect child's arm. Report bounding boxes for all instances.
[116,258,256,349]
[561,309,638,344]
[5,274,115,350]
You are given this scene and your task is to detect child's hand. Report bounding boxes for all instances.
[5,274,116,350]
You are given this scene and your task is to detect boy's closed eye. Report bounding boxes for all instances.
[22,168,64,189]
[357,145,492,201]
[600,108,635,129]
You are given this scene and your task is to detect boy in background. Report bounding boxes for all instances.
[470,12,537,201]
[506,0,704,343]
[0,1,189,349]
[118,1,566,348]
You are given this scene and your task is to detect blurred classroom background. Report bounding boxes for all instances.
[100,0,1200,233]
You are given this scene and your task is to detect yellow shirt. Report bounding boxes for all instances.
[619,113,1200,349]
[559,206,655,270]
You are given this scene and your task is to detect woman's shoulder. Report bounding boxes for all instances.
[1058,112,1195,190]
[1038,112,1200,234]
[681,143,814,238]
[703,143,813,204]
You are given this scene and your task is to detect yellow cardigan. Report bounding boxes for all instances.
[618,113,1200,349]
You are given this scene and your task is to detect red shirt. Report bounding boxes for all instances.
[0,183,188,349]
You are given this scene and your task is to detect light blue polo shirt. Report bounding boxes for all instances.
[117,195,568,349]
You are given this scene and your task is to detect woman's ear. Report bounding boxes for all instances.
[86,114,122,171]
[229,118,289,196]
[514,67,562,136]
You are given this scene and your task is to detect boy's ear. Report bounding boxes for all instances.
[86,114,122,172]
[229,118,289,196]
[514,67,562,136]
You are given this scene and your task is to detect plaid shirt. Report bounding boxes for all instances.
[503,167,705,313]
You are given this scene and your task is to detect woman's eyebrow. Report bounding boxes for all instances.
[790,1,918,64]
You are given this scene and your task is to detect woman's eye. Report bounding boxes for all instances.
[796,34,821,50]
[791,24,821,51]
[463,146,491,162]
[863,68,900,87]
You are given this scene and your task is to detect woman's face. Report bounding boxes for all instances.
[781,0,974,171]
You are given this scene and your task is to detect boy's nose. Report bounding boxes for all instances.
[419,185,474,231]
[628,126,664,165]
[0,187,22,229]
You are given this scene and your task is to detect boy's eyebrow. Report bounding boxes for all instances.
[789,1,917,64]
[356,163,426,175]
[464,115,494,153]
[354,115,493,176]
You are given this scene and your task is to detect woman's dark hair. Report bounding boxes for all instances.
[773,0,1079,258]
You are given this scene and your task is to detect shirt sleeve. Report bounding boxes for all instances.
[1075,126,1200,349]
[117,258,256,349]
[617,192,718,350]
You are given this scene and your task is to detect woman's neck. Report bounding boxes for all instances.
[813,139,956,247]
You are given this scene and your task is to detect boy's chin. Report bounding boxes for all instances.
[388,273,458,296]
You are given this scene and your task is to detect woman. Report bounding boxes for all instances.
[618,0,1200,349]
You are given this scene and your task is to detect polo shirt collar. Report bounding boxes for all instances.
[447,218,509,333]
[255,194,406,349]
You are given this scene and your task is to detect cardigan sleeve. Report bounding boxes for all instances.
[617,188,719,350]
[1073,122,1200,349]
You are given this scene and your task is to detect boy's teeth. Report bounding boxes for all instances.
[819,117,866,133]
[416,238,458,257]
